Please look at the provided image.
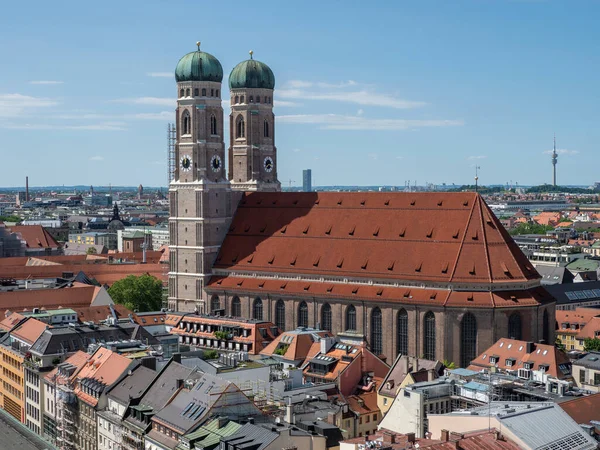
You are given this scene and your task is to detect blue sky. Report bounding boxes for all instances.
[1,1,599,188]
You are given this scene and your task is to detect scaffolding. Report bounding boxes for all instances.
[55,381,77,450]
[167,123,176,187]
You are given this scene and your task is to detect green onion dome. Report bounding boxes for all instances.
[229,51,275,90]
[175,42,223,83]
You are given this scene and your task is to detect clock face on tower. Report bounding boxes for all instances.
[210,154,222,172]
[180,155,192,172]
[263,156,274,173]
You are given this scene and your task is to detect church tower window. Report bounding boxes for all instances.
[240,95,245,103]
[249,96,254,103]
[397,309,408,356]
[508,312,522,340]
[234,95,239,104]
[210,115,218,136]
[236,116,245,138]
[201,88,206,96]
[256,96,260,103]
[346,305,356,331]
[321,303,332,332]
[216,89,219,97]
[194,88,199,97]
[264,120,269,138]
[423,311,436,360]
[182,110,191,135]
[460,313,477,368]
[185,88,190,97]
[211,88,214,96]
[371,308,383,355]
[275,299,286,331]
[231,297,241,317]
[253,298,263,320]
[179,89,184,98]
[298,301,308,328]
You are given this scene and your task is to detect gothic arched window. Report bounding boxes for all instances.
[231,296,241,317]
[210,295,220,313]
[210,115,217,135]
[321,303,332,331]
[275,299,286,331]
[253,297,263,320]
[249,95,254,103]
[346,305,356,331]
[256,96,260,103]
[179,89,184,98]
[264,120,269,138]
[460,313,477,368]
[234,95,239,104]
[236,115,245,138]
[543,309,550,343]
[211,88,214,97]
[216,89,219,97]
[185,88,190,97]
[201,88,206,96]
[194,88,199,97]
[240,95,245,103]
[423,311,436,361]
[397,309,408,356]
[508,312,522,340]
[371,308,383,355]
[298,301,308,328]
[182,110,191,135]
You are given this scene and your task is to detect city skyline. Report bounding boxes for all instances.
[1,1,599,187]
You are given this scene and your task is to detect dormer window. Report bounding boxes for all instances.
[506,358,516,367]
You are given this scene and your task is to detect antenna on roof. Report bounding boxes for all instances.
[474,166,480,192]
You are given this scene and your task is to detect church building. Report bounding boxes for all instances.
[168,44,555,366]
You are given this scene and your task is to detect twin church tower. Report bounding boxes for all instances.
[168,43,280,313]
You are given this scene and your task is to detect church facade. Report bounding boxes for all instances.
[168,44,555,366]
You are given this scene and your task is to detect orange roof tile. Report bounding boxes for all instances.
[11,317,49,345]
[45,350,89,382]
[8,225,60,249]
[468,338,571,379]
[559,393,600,426]
[347,390,380,416]
[0,284,99,311]
[261,330,333,361]
[213,192,539,286]
[0,312,26,332]
[73,304,133,323]
[74,348,131,406]
[577,316,600,340]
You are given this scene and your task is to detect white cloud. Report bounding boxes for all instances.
[274,100,300,107]
[357,109,364,116]
[1,122,126,131]
[0,93,59,117]
[90,156,104,161]
[278,114,464,131]
[278,89,425,109]
[543,148,579,155]
[29,80,64,85]
[467,155,487,160]
[112,97,174,107]
[128,111,173,121]
[285,80,357,89]
[368,153,378,160]
[146,72,173,78]
[286,80,314,89]
[396,156,404,160]
[293,148,302,153]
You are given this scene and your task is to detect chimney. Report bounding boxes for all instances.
[526,341,535,354]
[176,379,184,389]
[172,353,181,364]
[25,176,29,201]
[427,369,436,381]
[382,432,396,444]
[441,429,450,442]
[406,432,415,444]
[401,356,409,375]
[494,430,502,441]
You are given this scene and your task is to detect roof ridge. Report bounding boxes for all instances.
[448,193,478,282]
[477,194,494,286]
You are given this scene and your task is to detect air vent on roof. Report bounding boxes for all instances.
[467,294,474,302]
[442,262,449,274]
[352,287,359,294]
[453,229,460,239]
[399,228,406,237]
[290,256,297,266]
[415,262,422,272]
[403,290,411,298]
[349,226,355,236]
[258,281,265,288]
[430,292,437,300]
[272,200,277,205]
[314,199,320,205]
[426,228,434,238]
[244,224,251,232]
[268,255,275,265]
[463,200,469,206]
[501,262,510,275]
[361,259,368,270]
[303,225,310,234]
[376,289,383,296]
[237,280,243,287]
[304,284,310,291]
[280,226,287,234]
[373,227,380,237]
[388,261,395,271]
[313,256,320,267]
[336,258,344,268]
[438,200,444,206]
[469,264,476,275]
[325,225,332,235]
[247,255,254,264]
[216,279,222,285]
[260,224,267,233]
[280,282,287,290]
[360,200,366,206]
[232,254,239,263]
[410,200,416,206]
[256,199,262,205]
[327,285,334,293]
[472,231,478,240]
[229,225,235,232]
[337,199,343,205]
[510,295,517,302]
[293,199,298,205]
[384,199,390,206]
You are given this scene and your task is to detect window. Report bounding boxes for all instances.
[234,95,239,104]
[211,88,214,96]
[194,88,199,97]
[256,96,260,103]
[182,110,191,135]
[240,95,245,103]
[264,120,270,138]
[249,95,253,103]
[210,115,218,135]
[346,305,356,331]
[595,373,600,385]
[579,370,585,384]
[508,312,522,340]
[298,301,308,328]
[185,88,190,97]
[371,307,383,355]
[543,309,550,344]
[231,297,241,317]
[423,311,436,360]
[275,299,286,330]
[210,295,220,313]
[179,89,184,98]
[236,115,245,138]
[253,298,263,320]
[460,313,477,368]
[397,309,408,356]
[216,89,219,97]
[321,303,332,331]
[201,88,206,96]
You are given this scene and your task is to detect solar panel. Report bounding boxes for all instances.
[181,401,194,416]
[191,406,206,421]
[186,404,200,418]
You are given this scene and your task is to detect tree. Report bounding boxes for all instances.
[86,246,98,255]
[555,337,566,352]
[509,222,555,236]
[108,274,163,312]
[583,338,600,352]
[442,359,456,370]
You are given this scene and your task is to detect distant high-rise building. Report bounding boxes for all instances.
[552,134,558,187]
[303,169,312,192]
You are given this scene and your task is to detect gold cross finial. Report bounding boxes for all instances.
[249,50,254,59]
[196,41,201,51]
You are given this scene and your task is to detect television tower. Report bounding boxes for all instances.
[552,134,558,187]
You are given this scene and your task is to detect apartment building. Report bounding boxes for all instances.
[572,351,600,393]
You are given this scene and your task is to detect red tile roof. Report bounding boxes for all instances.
[73,304,133,323]
[8,225,60,249]
[0,312,26,332]
[11,317,49,345]
[261,330,333,361]
[559,393,600,426]
[213,192,539,286]
[0,284,100,311]
[45,350,89,382]
[74,348,131,406]
[468,338,572,379]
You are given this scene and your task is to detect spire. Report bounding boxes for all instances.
[196,41,201,51]
[552,133,558,187]
[249,50,254,60]
[111,203,121,222]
